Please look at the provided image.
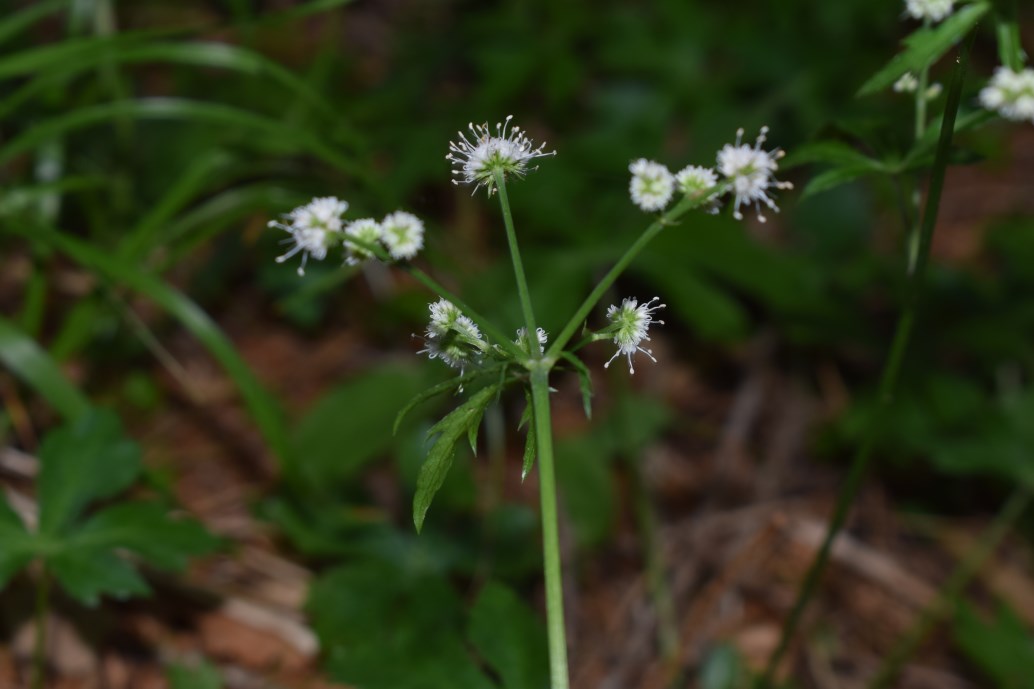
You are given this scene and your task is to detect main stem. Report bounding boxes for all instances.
[758,32,974,687]
[531,366,570,689]
[493,171,568,688]
[494,171,538,348]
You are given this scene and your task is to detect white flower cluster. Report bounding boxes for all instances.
[604,296,665,374]
[419,298,488,374]
[979,66,1034,124]
[447,115,556,196]
[903,0,954,22]
[892,72,943,100]
[628,127,790,222]
[270,198,424,275]
[515,327,548,355]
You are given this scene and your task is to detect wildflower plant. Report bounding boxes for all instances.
[268,114,792,688]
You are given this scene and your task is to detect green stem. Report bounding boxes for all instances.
[546,195,700,360]
[32,568,49,689]
[494,171,538,352]
[530,366,570,689]
[865,484,1032,689]
[758,30,974,688]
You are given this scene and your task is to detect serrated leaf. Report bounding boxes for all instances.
[560,352,593,419]
[0,495,34,589]
[37,410,141,537]
[413,384,500,532]
[467,582,549,689]
[858,2,989,96]
[393,365,504,435]
[70,502,219,571]
[48,547,150,606]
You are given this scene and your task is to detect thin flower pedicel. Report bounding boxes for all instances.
[628,159,675,212]
[604,296,665,374]
[269,196,349,275]
[447,115,556,196]
[716,126,792,222]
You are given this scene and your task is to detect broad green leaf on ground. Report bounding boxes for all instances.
[70,501,220,571]
[0,496,34,589]
[37,409,141,537]
[310,562,494,689]
[954,603,1034,689]
[293,364,426,490]
[858,2,990,96]
[467,582,549,689]
[47,546,150,606]
[167,661,223,689]
[413,383,501,532]
[0,315,91,421]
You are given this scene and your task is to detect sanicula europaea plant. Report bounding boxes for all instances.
[758,1,1034,684]
[269,117,791,688]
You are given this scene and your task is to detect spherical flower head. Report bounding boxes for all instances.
[675,165,718,199]
[269,196,349,275]
[979,66,1034,124]
[381,211,425,261]
[446,115,556,196]
[893,72,919,93]
[344,218,383,266]
[420,298,487,372]
[515,327,548,354]
[716,126,792,223]
[904,0,954,22]
[604,296,665,374]
[629,159,675,212]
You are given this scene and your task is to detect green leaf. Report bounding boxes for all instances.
[555,435,615,547]
[858,2,990,96]
[0,495,34,590]
[167,661,223,689]
[800,165,878,200]
[413,384,501,532]
[70,501,219,571]
[47,546,150,606]
[467,582,549,689]
[393,365,504,435]
[700,644,748,689]
[37,410,141,537]
[0,98,357,175]
[293,365,425,488]
[0,0,68,47]
[0,315,91,421]
[24,226,290,464]
[783,140,885,170]
[520,389,536,481]
[560,352,593,419]
[954,603,1034,689]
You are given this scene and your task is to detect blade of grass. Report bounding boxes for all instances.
[0,98,358,175]
[0,315,90,421]
[14,224,290,462]
[758,28,977,688]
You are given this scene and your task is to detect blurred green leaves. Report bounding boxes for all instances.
[0,410,218,605]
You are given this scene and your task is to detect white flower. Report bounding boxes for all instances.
[924,83,943,100]
[604,297,665,374]
[381,211,425,261]
[716,126,792,222]
[269,196,349,275]
[344,218,383,266]
[979,66,1034,124]
[419,298,487,372]
[629,159,675,212]
[675,165,718,198]
[904,0,954,22]
[893,72,919,93]
[515,327,548,354]
[446,115,556,195]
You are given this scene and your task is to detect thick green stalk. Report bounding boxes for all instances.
[866,485,1031,689]
[494,171,538,353]
[530,365,570,689]
[32,569,49,689]
[758,32,974,688]
[546,195,699,360]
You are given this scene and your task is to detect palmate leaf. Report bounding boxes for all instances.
[413,384,501,532]
[48,547,151,606]
[37,409,141,537]
[858,2,990,96]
